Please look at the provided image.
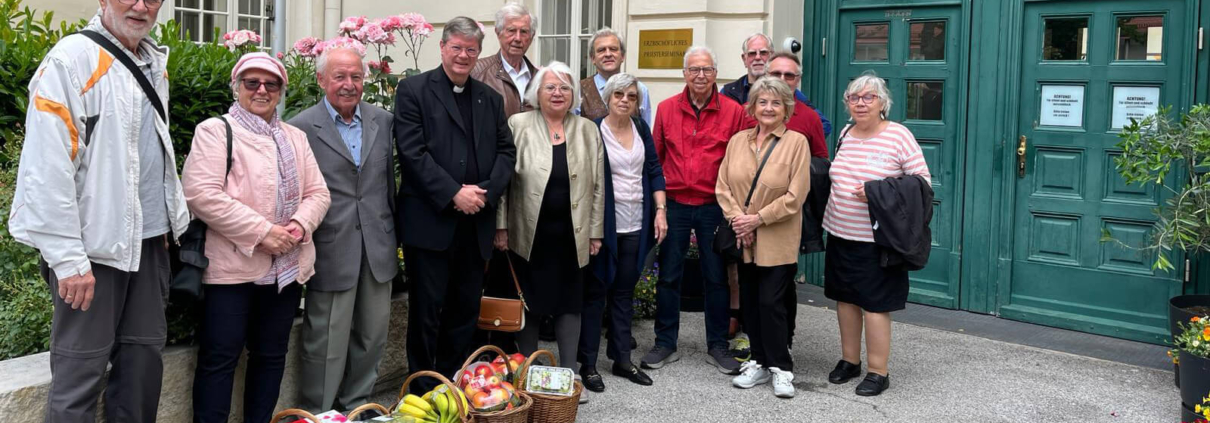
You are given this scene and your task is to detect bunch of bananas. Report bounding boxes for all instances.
[393,387,469,423]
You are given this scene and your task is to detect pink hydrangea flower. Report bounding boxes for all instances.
[338,15,367,35]
[379,15,405,32]
[293,36,320,58]
[222,29,261,51]
[316,36,367,58]
[357,21,395,45]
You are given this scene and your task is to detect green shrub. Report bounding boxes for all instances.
[150,20,242,166]
[0,276,51,360]
[0,0,83,150]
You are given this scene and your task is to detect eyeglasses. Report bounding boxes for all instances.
[116,0,163,7]
[845,93,881,104]
[769,71,800,80]
[744,49,772,59]
[446,44,480,57]
[241,78,282,93]
[542,84,573,94]
[685,66,717,76]
[611,91,639,102]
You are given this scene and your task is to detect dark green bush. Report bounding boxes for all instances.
[0,0,83,151]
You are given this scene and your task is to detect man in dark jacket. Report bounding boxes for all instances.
[865,174,934,270]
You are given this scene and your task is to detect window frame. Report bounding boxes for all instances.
[535,0,618,80]
[163,0,273,47]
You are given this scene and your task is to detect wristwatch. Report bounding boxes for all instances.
[656,204,667,210]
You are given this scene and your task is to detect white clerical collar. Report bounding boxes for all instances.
[453,85,465,94]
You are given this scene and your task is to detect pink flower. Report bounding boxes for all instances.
[476,21,487,34]
[357,21,395,45]
[276,52,284,59]
[338,15,367,35]
[415,22,434,37]
[368,60,391,74]
[293,36,320,57]
[379,15,405,32]
[317,36,367,57]
[398,13,428,30]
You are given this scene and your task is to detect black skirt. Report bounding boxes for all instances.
[516,144,584,316]
[824,234,909,313]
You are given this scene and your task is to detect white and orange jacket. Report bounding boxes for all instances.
[8,14,191,280]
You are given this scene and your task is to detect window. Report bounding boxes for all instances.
[1042,17,1088,61]
[538,0,613,80]
[854,23,889,62]
[908,21,946,61]
[174,0,273,46]
[1116,16,1163,61]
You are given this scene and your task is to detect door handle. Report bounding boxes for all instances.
[1017,135,1028,178]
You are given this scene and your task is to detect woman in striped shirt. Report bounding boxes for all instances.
[822,73,931,397]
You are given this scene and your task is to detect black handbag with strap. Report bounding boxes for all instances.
[171,117,233,300]
[714,136,781,260]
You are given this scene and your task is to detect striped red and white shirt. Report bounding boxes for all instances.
[822,122,932,243]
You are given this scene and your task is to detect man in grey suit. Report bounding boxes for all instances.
[289,45,398,412]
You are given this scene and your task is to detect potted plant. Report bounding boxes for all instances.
[1186,393,1210,423]
[1112,105,1210,386]
[1175,315,1210,413]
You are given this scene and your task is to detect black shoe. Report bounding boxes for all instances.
[611,362,653,386]
[828,360,862,384]
[581,367,605,393]
[854,373,890,396]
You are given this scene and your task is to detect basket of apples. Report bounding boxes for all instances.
[455,345,532,423]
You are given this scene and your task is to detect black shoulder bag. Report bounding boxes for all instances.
[171,118,233,300]
[714,136,781,261]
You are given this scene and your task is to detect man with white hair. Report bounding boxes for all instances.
[643,45,753,375]
[574,27,652,127]
[289,42,398,413]
[722,33,832,136]
[9,0,190,421]
[471,2,539,117]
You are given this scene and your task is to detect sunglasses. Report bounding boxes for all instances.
[241,78,282,93]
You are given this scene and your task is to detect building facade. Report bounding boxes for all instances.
[42,0,1210,344]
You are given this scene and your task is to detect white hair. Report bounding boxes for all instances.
[844,71,893,115]
[495,2,536,34]
[741,33,772,53]
[601,73,642,109]
[589,27,626,56]
[524,61,580,112]
[682,45,717,68]
[317,45,370,77]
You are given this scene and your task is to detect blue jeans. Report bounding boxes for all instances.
[655,200,729,351]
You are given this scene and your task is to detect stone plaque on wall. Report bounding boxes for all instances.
[638,29,693,69]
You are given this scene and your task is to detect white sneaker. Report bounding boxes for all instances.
[769,367,795,398]
[731,360,770,388]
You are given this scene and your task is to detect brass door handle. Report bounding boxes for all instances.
[1017,135,1027,178]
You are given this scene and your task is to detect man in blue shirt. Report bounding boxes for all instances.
[721,33,832,137]
[574,27,653,127]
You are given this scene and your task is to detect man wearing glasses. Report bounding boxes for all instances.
[9,0,189,421]
[722,33,832,137]
[643,46,753,375]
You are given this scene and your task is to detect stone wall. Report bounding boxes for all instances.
[0,293,410,422]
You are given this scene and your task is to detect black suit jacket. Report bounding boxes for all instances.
[394,67,516,260]
[865,174,934,270]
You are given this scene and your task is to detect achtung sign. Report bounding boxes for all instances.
[638,29,693,69]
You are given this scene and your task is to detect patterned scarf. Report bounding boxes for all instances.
[229,102,301,291]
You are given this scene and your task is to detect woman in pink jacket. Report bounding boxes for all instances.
[182,52,331,423]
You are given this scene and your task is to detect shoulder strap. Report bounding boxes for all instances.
[77,30,166,123]
[743,136,781,207]
[218,116,233,181]
[836,124,853,150]
[484,254,530,311]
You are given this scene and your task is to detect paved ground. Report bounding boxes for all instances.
[571,304,1176,423]
[373,302,1178,422]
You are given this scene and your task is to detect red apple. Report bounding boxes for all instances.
[473,364,494,378]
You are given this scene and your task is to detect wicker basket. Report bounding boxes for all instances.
[514,350,582,423]
[398,370,476,423]
[457,345,533,423]
[268,409,320,423]
[346,403,391,421]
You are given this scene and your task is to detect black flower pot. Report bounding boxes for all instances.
[1180,350,1210,409]
[681,257,704,312]
[1183,402,1206,423]
[1171,295,1210,387]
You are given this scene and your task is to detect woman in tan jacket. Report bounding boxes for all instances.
[495,61,605,379]
[716,77,811,399]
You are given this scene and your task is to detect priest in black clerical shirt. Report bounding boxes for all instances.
[393,15,516,393]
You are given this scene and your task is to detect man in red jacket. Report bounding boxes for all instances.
[642,45,753,375]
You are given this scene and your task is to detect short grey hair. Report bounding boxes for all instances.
[741,33,773,53]
[442,16,485,46]
[601,73,642,110]
[844,71,893,116]
[495,2,536,34]
[588,27,626,56]
[745,76,796,121]
[683,45,717,68]
[524,61,580,112]
[316,45,370,77]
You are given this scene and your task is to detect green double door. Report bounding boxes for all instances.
[831,6,967,309]
[1001,0,1192,343]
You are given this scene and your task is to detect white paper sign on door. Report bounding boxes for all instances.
[1111,86,1160,129]
[1039,85,1085,127]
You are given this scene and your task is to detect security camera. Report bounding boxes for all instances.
[782,37,802,54]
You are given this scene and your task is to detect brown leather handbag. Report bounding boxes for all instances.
[479,255,529,332]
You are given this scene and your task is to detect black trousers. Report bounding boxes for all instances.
[405,221,485,393]
[739,262,796,371]
[193,281,303,423]
[579,233,641,368]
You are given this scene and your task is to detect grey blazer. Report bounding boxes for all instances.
[289,101,398,292]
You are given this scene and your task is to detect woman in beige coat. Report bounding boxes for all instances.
[495,61,605,374]
[716,77,810,400]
